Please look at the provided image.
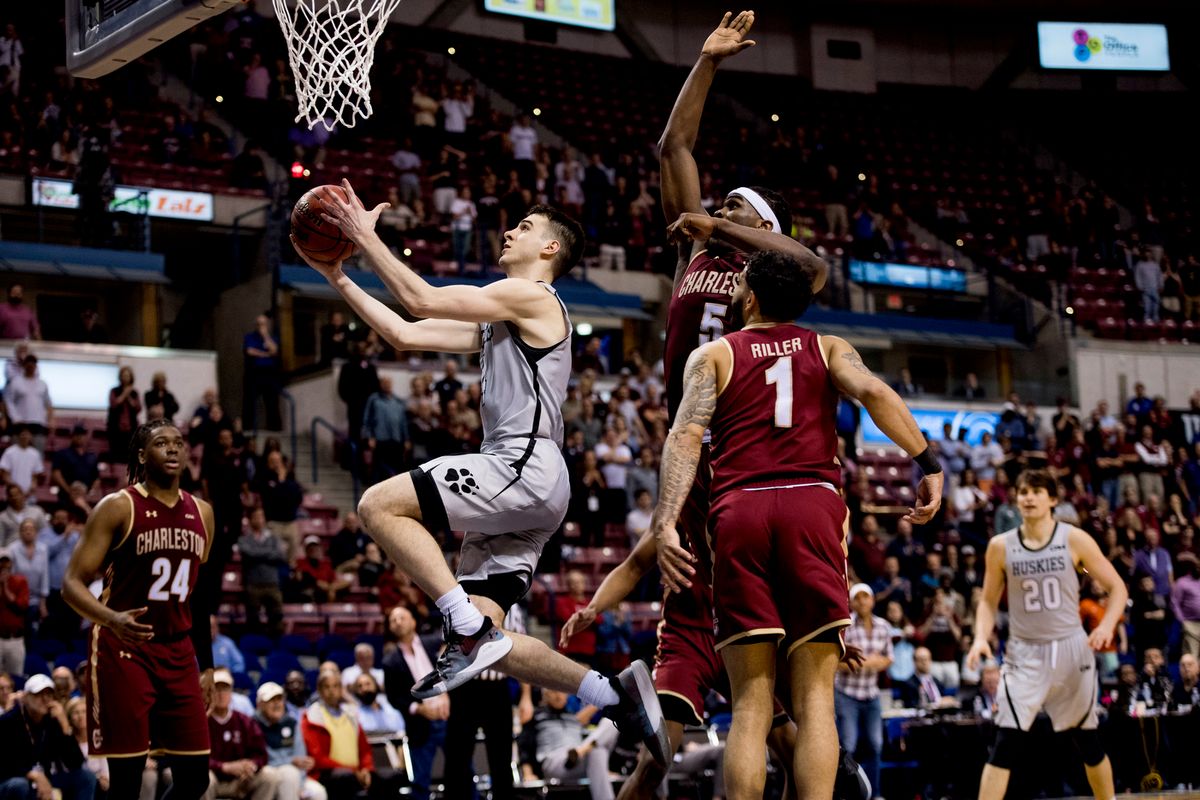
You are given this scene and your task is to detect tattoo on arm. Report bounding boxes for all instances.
[656,355,716,525]
[840,346,873,376]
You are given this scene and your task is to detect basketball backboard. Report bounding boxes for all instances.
[66,0,245,79]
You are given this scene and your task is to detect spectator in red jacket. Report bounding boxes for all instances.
[0,548,29,678]
[293,537,351,603]
[301,669,395,798]
[555,570,595,665]
[207,668,282,800]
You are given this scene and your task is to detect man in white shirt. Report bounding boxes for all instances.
[509,113,538,188]
[441,83,474,146]
[594,428,632,494]
[3,355,52,435]
[0,426,44,494]
[625,489,653,551]
[341,643,385,694]
[448,186,477,275]
[0,24,23,96]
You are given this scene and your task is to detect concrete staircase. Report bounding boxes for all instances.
[291,431,359,519]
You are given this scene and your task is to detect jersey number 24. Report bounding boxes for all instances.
[148,558,192,602]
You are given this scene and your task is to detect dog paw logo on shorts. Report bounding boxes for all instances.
[1072,28,1102,62]
[444,468,478,495]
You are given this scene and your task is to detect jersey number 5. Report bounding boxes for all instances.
[1021,576,1061,612]
[148,557,191,602]
[699,303,727,345]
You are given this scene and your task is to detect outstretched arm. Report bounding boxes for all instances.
[558,531,658,648]
[668,214,828,292]
[823,336,942,523]
[650,343,726,592]
[317,180,556,327]
[659,11,757,282]
[294,245,480,354]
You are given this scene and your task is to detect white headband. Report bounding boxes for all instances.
[728,187,784,235]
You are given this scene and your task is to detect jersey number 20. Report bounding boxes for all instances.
[1021,576,1061,612]
[148,557,191,602]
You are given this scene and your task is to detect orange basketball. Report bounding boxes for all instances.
[291,184,357,264]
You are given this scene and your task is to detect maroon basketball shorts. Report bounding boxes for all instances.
[653,461,786,727]
[87,625,211,757]
[710,482,851,656]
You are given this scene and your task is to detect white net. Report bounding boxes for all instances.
[272,0,403,131]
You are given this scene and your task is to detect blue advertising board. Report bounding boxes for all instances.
[861,406,1000,447]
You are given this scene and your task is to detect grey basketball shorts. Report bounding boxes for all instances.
[995,632,1099,732]
[411,437,570,609]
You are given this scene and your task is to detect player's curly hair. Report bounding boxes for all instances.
[127,418,180,486]
[1015,468,1059,498]
[744,250,815,321]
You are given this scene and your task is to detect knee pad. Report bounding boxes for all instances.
[1069,728,1107,767]
[988,728,1028,770]
[161,754,212,800]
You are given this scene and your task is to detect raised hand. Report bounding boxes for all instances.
[320,179,389,244]
[701,11,757,62]
[290,234,344,280]
[667,212,718,243]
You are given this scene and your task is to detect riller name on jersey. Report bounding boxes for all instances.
[749,337,805,359]
[135,527,206,557]
[677,269,738,299]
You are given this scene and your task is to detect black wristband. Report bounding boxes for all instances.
[914,447,942,475]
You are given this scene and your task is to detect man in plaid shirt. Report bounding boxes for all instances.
[836,583,893,800]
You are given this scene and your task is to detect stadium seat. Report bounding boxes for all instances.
[316,634,350,658]
[266,650,303,674]
[23,653,51,679]
[279,634,314,656]
[327,648,356,670]
[239,634,274,658]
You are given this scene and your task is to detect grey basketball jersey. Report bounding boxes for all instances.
[1002,522,1082,641]
[477,281,571,455]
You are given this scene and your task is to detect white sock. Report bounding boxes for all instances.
[576,670,621,708]
[435,585,486,636]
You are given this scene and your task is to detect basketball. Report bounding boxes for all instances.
[291,185,356,265]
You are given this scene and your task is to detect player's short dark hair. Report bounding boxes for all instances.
[747,185,793,237]
[744,250,815,322]
[527,204,584,279]
[128,419,181,485]
[1015,469,1059,498]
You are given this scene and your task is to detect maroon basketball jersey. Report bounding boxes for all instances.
[102,486,208,637]
[663,249,746,421]
[710,324,841,497]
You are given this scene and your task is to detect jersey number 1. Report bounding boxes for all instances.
[765,358,794,428]
[148,558,191,602]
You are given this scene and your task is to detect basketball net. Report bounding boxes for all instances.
[272,0,403,131]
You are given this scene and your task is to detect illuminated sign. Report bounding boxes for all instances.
[848,260,967,293]
[484,0,615,31]
[861,407,1000,447]
[31,178,214,222]
[1038,22,1170,71]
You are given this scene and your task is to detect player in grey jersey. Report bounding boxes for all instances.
[967,470,1127,800]
[294,180,672,768]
